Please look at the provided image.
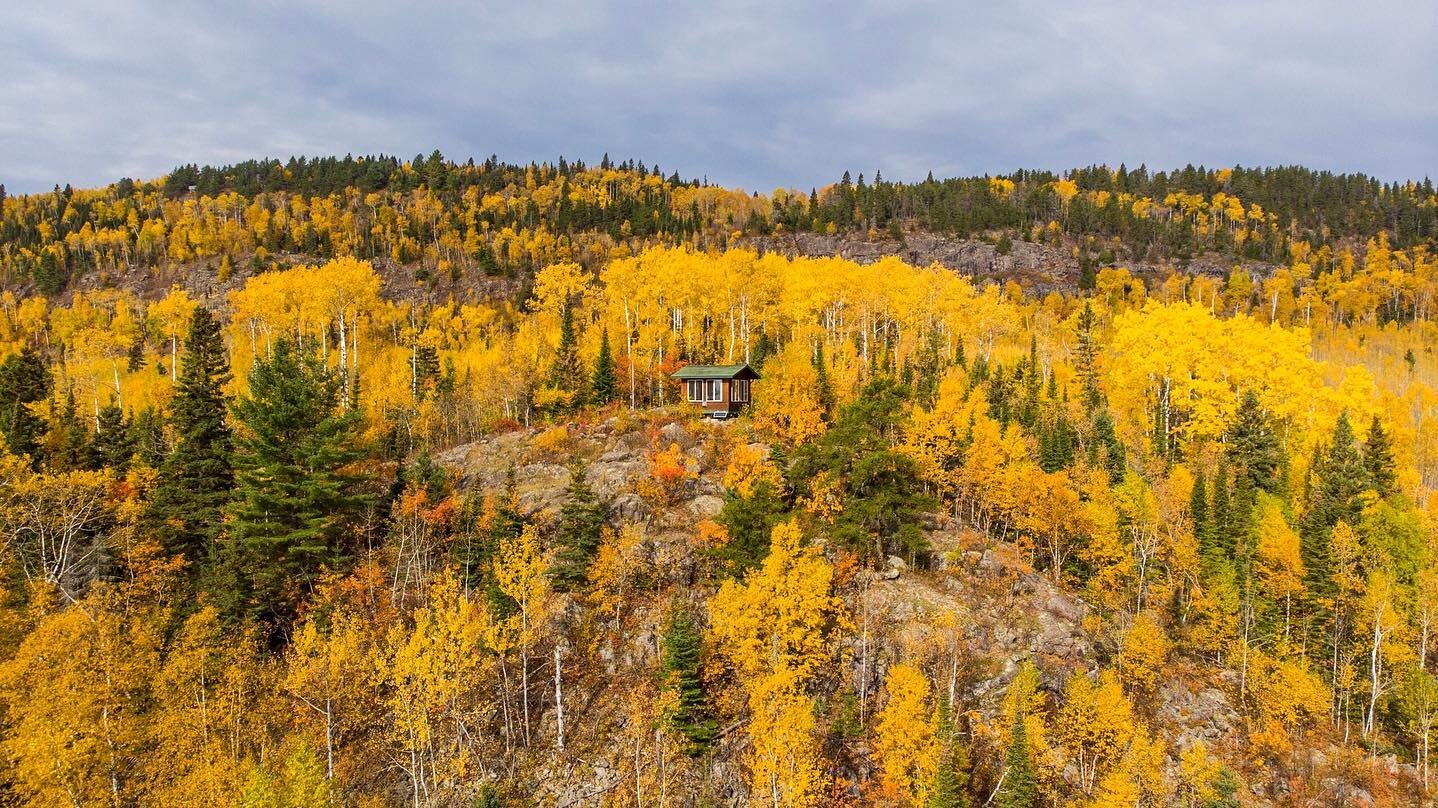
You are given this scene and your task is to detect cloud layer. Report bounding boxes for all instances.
[2,1,1435,194]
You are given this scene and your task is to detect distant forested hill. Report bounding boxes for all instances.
[2,153,1433,297]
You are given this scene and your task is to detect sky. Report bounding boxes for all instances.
[1,0,1435,195]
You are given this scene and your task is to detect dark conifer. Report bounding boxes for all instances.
[228,338,368,623]
[0,346,51,464]
[661,605,718,756]
[1363,415,1396,498]
[590,328,617,405]
[552,463,605,590]
[148,306,233,560]
[1227,390,1284,494]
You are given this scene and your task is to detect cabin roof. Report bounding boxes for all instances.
[671,363,759,380]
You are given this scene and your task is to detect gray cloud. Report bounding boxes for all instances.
[1,0,1434,194]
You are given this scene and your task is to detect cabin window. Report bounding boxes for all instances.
[731,379,750,403]
[687,379,722,402]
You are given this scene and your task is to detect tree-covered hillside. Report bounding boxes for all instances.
[2,155,1433,297]
[0,159,1437,806]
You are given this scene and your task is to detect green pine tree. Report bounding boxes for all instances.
[1363,415,1396,498]
[661,605,718,756]
[928,697,971,808]
[1301,412,1367,601]
[552,463,605,590]
[1192,467,1219,569]
[228,338,368,623]
[0,346,51,464]
[549,302,587,407]
[1211,463,1233,559]
[92,400,134,470]
[813,341,835,421]
[1074,303,1101,414]
[148,306,234,560]
[590,327,618,405]
[1226,390,1284,495]
[128,406,168,468]
[53,388,96,471]
[995,707,1036,808]
[1092,409,1125,485]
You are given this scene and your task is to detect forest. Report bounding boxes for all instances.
[0,157,1437,806]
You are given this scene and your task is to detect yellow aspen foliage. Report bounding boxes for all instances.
[1086,724,1165,807]
[873,663,939,805]
[751,340,827,446]
[0,587,162,806]
[1253,494,1305,641]
[707,519,848,686]
[797,469,844,523]
[148,606,271,806]
[284,611,373,784]
[1177,740,1224,806]
[1057,669,1135,796]
[1116,612,1170,698]
[723,443,784,497]
[381,569,492,800]
[587,523,649,622]
[1244,649,1330,757]
[746,672,828,808]
[238,742,334,808]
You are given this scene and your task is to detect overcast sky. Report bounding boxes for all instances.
[1,1,1435,195]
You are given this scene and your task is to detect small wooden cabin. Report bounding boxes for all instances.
[672,363,759,419]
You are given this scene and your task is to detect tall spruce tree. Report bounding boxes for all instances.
[1211,463,1233,559]
[929,697,972,808]
[1091,410,1126,484]
[228,338,368,622]
[552,463,605,590]
[53,388,95,471]
[1074,301,1102,411]
[1226,390,1284,495]
[995,708,1036,808]
[1364,415,1396,498]
[1301,413,1368,602]
[590,328,617,405]
[661,606,718,756]
[549,302,586,405]
[0,346,51,464]
[813,340,836,421]
[149,306,234,560]
[92,400,134,471]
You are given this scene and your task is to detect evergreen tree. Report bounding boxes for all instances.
[1301,413,1368,602]
[228,338,368,623]
[661,605,718,756]
[788,377,935,563]
[995,708,1036,808]
[1091,410,1126,484]
[1192,467,1219,565]
[52,388,95,471]
[148,306,234,560]
[1226,390,1284,494]
[590,328,617,405]
[0,346,51,463]
[92,400,134,470]
[549,302,586,405]
[129,406,168,468]
[552,463,605,590]
[1210,463,1232,558]
[1363,415,1396,498]
[929,697,971,808]
[458,466,524,592]
[712,479,787,575]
